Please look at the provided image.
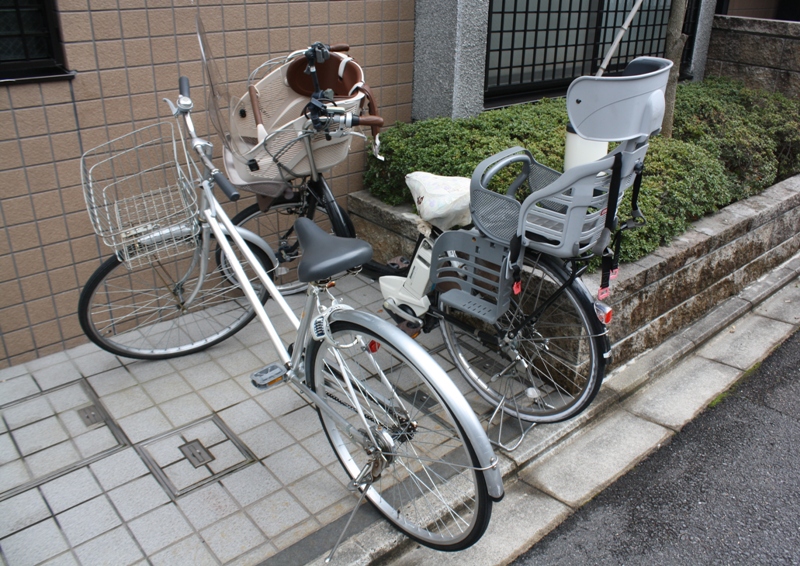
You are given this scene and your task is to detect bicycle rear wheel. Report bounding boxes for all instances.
[441,254,607,423]
[307,320,491,550]
[78,240,270,360]
[232,181,355,295]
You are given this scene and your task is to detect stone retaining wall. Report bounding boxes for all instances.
[706,15,800,98]
[348,173,800,370]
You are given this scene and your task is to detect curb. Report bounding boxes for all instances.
[295,251,800,566]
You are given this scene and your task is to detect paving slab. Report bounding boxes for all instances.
[624,356,742,431]
[696,313,794,370]
[519,410,673,508]
[0,256,798,566]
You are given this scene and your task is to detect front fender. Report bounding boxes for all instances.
[329,308,505,501]
[218,224,279,270]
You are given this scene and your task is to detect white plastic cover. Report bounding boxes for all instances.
[405,172,471,231]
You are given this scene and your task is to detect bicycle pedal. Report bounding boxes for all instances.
[251,364,286,390]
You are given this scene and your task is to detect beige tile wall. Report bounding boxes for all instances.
[0,0,415,368]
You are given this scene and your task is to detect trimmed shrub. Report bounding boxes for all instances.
[364,78,800,264]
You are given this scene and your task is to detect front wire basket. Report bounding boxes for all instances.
[81,121,200,268]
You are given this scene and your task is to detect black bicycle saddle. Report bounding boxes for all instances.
[295,217,373,282]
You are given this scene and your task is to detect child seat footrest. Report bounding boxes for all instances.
[431,230,513,325]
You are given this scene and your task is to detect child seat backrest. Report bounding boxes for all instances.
[470,57,672,259]
[223,51,371,190]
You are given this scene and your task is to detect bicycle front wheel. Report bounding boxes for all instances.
[78,242,271,360]
[441,254,606,423]
[307,320,491,551]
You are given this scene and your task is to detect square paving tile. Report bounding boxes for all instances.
[90,448,149,491]
[238,421,293,459]
[57,494,122,546]
[127,503,193,555]
[73,525,144,566]
[0,374,40,407]
[0,488,51,538]
[40,467,102,514]
[26,441,81,477]
[218,399,270,435]
[0,459,33,492]
[277,405,319,441]
[108,474,170,521]
[221,463,281,507]
[72,350,122,378]
[255,383,309,418]
[246,489,309,538]
[117,407,173,444]
[143,374,192,404]
[87,367,137,397]
[200,512,266,563]
[180,361,230,390]
[100,386,154,420]
[198,380,249,412]
[150,535,218,566]
[126,359,175,383]
[32,362,82,391]
[0,432,19,465]
[3,395,54,429]
[159,392,213,427]
[289,469,350,515]
[176,482,239,530]
[263,443,320,486]
[0,518,69,566]
[15,414,69,456]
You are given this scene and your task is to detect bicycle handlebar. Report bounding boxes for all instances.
[213,171,240,201]
[174,77,240,202]
[179,76,190,98]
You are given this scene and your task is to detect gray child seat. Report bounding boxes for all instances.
[433,56,672,324]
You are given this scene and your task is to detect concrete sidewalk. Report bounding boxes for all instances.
[1,252,799,566]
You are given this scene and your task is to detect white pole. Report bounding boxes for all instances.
[596,0,646,76]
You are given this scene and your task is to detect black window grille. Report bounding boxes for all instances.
[485,0,698,102]
[0,0,71,82]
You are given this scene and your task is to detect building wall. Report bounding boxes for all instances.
[724,0,780,20]
[706,15,800,98]
[0,0,415,368]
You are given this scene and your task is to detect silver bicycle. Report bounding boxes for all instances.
[78,77,503,556]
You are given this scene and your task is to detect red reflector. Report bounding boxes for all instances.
[594,302,613,325]
[368,340,380,353]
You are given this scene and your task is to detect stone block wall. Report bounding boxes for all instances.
[706,15,800,98]
[348,172,800,371]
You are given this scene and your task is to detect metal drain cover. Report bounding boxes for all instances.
[179,440,214,467]
[0,382,128,502]
[137,416,256,498]
[78,405,105,426]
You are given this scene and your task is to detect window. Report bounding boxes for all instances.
[0,0,72,83]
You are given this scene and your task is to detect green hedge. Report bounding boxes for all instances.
[364,77,800,264]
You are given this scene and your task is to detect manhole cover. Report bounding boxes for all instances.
[137,416,255,498]
[0,382,128,501]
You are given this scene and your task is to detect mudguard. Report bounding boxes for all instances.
[329,308,505,501]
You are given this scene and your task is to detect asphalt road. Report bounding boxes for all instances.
[512,328,800,566]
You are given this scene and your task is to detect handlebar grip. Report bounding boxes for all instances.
[329,43,350,52]
[179,76,190,98]
[248,86,264,127]
[213,171,240,202]
[352,115,384,127]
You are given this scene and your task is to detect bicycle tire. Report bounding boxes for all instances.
[441,253,606,423]
[307,320,491,550]
[231,188,355,295]
[78,241,271,360]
